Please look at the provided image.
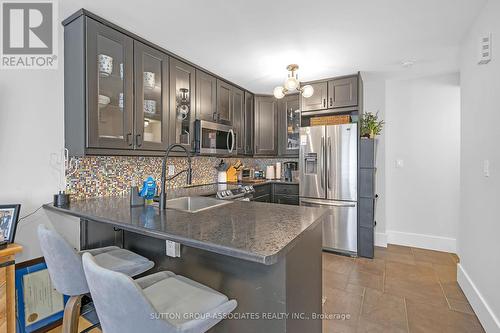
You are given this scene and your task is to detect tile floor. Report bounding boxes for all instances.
[51,245,484,333]
[322,245,485,333]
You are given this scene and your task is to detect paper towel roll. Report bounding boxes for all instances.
[275,162,281,180]
[266,165,275,180]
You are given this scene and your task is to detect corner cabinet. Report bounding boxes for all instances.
[65,16,171,155]
[278,94,300,157]
[254,96,278,156]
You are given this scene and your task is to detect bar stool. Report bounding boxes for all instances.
[82,252,238,333]
[37,224,154,333]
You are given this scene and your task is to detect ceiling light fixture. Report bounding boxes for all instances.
[273,64,314,99]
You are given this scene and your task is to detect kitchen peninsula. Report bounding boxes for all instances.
[44,189,326,333]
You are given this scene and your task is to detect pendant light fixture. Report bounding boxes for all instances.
[273,64,314,99]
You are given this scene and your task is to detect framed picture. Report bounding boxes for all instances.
[16,259,69,333]
[0,204,21,243]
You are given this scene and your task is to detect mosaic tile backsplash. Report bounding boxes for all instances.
[66,156,298,200]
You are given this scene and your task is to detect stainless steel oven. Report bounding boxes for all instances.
[195,120,236,155]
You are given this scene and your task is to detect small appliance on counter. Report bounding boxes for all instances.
[283,161,298,182]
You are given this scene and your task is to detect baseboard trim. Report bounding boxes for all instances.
[385,230,456,253]
[458,264,500,332]
[375,232,387,247]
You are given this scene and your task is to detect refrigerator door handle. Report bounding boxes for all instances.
[320,136,325,191]
[327,137,332,190]
[300,199,356,208]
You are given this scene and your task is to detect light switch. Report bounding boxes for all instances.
[395,159,404,169]
[168,165,175,176]
[166,240,181,257]
[483,160,490,177]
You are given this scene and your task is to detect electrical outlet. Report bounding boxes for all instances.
[168,165,175,176]
[395,159,404,169]
[166,240,181,257]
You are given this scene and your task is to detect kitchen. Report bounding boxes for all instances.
[0,1,497,333]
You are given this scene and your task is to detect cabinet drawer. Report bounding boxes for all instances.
[274,184,299,196]
[253,194,271,203]
[253,184,272,197]
[359,198,375,228]
[274,194,299,206]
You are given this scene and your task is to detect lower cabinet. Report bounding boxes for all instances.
[273,194,299,206]
[253,194,272,203]
[251,183,299,206]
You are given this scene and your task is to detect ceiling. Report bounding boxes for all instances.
[62,0,486,93]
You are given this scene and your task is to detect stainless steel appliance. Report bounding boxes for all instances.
[195,120,236,155]
[283,161,298,182]
[299,123,358,254]
[216,185,255,201]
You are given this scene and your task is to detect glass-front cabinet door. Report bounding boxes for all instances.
[279,94,300,156]
[169,58,196,152]
[86,18,134,149]
[134,41,169,151]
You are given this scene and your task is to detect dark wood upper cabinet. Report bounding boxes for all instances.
[216,80,233,125]
[86,18,135,150]
[278,94,300,157]
[169,58,196,152]
[231,87,245,154]
[195,70,217,122]
[134,41,169,151]
[300,81,328,112]
[244,92,254,155]
[254,96,278,156]
[328,76,358,108]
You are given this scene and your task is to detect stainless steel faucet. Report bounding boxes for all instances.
[159,144,193,210]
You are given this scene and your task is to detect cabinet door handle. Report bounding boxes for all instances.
[213,113,217,121]
[329,97,333,107]
[126,133,133,146]
[136,134,143,147]
[323,99,326,108]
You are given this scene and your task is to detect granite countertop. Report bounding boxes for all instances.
[44,191,325,266]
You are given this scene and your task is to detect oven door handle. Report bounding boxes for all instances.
[227,129,235,154]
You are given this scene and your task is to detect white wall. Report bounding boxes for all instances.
[384,73,461,252]
[0,6,80,262]
[361,73,387,247]
[458,0,500,331]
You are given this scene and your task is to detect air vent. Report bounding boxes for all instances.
[478,33,492,65]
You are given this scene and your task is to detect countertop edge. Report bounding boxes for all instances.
[44,203,322,265]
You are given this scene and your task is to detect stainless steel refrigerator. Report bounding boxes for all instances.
[299,123,358,254]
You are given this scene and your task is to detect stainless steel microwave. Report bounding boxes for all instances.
[194,120,236,155]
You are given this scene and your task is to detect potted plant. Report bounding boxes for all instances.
[360,112,384,139]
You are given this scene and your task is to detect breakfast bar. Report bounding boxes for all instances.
[44,196,326,333]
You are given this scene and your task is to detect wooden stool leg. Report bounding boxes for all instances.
[62,295,83,333]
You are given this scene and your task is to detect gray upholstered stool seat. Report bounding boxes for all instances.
[37,224,154,333]
[81,246,154,278]
[82,252,237,333]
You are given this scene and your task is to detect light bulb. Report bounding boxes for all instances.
[284,76,299,91]
[273,86,286,99]
[301,84,314,98]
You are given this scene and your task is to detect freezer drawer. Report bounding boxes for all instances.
[300,198,357,254]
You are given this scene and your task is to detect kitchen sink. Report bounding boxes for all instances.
[166,196,231,213]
